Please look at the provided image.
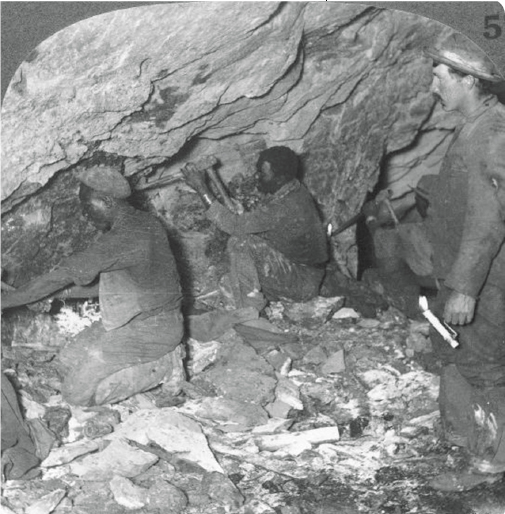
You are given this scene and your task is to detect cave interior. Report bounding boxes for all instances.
[2,3,504,513]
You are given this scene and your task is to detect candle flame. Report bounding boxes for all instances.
[419,295,428,310]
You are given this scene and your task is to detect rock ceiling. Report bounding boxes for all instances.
[1,2,457,281]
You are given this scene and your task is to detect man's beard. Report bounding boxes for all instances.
[257,176,285,195]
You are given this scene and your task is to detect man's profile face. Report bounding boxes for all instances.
[430,63,467,113]
[79,185,112,232]
[256,161,276,194]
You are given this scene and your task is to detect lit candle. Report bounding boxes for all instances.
[419,296,459,348]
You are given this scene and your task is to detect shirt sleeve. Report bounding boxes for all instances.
[445,121,505,297]
[489,127,505,221]
[207,201,283,235]
[56,225,144,286]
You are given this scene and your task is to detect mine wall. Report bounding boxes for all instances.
[3,4,502,514]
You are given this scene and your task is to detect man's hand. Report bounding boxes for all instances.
[2,290,53,313]
[181,163,207,193]
[443,291,476,325]
[27,298,53,313]
[362,190,398,227]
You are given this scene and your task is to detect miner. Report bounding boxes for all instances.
[1,166,185,407]
[366,33,505,491]
[182,146,329,312]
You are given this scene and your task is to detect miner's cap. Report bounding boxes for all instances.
[77,166,131,199]
[424,32,504,83]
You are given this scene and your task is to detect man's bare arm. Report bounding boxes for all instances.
[56,283,99,300]
[1,269,73,309]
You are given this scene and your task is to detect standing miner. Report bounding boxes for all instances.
[1,166,185,407]
[182,146,329,312]
[366,32,505,491]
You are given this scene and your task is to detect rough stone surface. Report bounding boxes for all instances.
[69,439,158,481]
[321,349,346,375]
[109,475,148,510]
[2,2,455,283]
[114,408,224,473]
[5,299,505,512]
[194,331,277,406]
[193,397,269,428]
[146,478,188,513]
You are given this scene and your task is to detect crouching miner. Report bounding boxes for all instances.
[182,146,329,312]
[1,166,185,407]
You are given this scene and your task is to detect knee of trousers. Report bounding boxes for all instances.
[94,350,184,405]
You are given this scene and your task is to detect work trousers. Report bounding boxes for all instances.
[58,308,184,407]
[1,374,40,479]
[431,284,505,472]
[374,225,505,471]
[227,235,325,310]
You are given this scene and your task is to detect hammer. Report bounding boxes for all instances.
[206,167,241,213]
[135,155,219,192]
[136,155,241,213]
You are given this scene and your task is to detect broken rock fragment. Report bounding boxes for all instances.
[254,426,340,452]
[109,475,148,510]
[193,396,269,429]
[145,478,188,513]
[234,318,299,355]
[264,349,292,372]
[201,471,245,510]
[69,439,158,481]
[114,408,224,473]
[321,349,346,375]
[405,330,432,355]
[266,400,294,420]
[252,418,295,434]
[302,345,328,366]
[195,334,277,405]
[187,306,258,342]
[186,337,221,376]
[25,489,66,514]
[332,307,360,320]
[265,374,304,419]
[273,375,303,411]
[283,296,345,322]
[41,439,104,468]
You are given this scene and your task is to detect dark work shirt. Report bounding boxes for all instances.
[58,206,182,330]
[207,180,328,266]
[424,98,505,298]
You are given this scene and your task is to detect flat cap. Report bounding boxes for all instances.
[425,32,504,83]
[77,166,131,199]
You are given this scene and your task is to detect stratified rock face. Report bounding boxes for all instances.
[1,2,453,283]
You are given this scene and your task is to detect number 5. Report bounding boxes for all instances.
[484,14,502,39]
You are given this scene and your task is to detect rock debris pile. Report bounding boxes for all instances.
[4,295,504,514]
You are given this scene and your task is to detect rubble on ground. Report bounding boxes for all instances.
[2,297,505,514]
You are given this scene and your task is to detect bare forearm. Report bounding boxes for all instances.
[57,283,99,300]
[1,270,72,309]
[389,192,417,219]
[181,164,218,208]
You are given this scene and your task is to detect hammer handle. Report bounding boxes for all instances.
[207,169,238,213]
[136,155,219,192]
